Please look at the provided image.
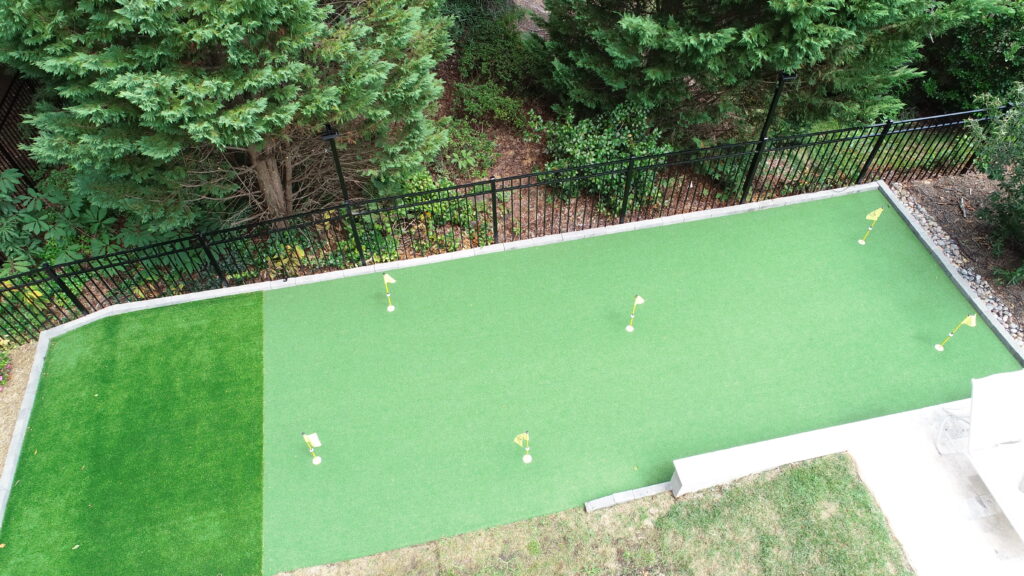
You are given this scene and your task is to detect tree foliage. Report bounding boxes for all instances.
[972,86,1024,283]
[542,0,1009,140]
[911,7,1024,112]
[0,0,451,231]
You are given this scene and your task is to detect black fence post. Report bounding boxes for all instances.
[857,120,894,184]
[322,124,366,267]
[489,177,500,243]
[197,233,229,287]
[740,72,796,204]
[619,157,636,224]
[43,264,87,315]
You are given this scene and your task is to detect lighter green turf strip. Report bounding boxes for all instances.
[262,189,1020,574]
[0,294,263,576]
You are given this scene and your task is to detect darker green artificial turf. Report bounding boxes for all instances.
[261,190,1021,574]
[0,294,263,576]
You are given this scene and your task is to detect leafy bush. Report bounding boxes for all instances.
[456,81,542,133]
[435,117,498,181]
[541,102,672,213]
[910,9,1024,111]
[971,86,1024,282]
[448,0,549,96]
[0,169,118,274]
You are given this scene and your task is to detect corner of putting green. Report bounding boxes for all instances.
[0,293,264,576]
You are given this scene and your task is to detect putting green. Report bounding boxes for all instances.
[261,190,1020,574]
[1,189,1019,576]
[0,295,263,576]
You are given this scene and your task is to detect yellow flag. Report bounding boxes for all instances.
[866,208,883,221]
[634,295,645,306]
[383,273,397,284]
[513,432,529,447]
[963,314,977,328]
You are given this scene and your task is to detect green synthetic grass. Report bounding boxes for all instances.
[262,190,1020,574]
[0,295,263,576]
[325,453,911,576]
[1,189,1019,576]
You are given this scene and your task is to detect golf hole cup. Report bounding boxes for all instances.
[523,451,532,464]
[313,456,323,466]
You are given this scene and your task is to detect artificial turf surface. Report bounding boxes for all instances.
[0,295,263,576]
[0,189,1020,575]
[261,189,1020,573]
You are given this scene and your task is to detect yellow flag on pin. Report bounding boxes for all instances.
[634,295,645,306]
[513,432,529,447]
[963,314,977,327]
[383,273,396,284]
[866,208,883,221]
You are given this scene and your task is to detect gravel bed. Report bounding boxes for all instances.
[891,182,1023,345]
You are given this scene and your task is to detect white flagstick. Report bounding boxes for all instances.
[935,314,977,351]
[303,433,323,465]
[859,208,884,245]
[627,295,645,332]
[514,431,531,464]
[383,273,396,312]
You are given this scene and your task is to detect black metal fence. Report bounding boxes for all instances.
[0,107,1005,344]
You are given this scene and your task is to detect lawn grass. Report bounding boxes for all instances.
[282,453,913,576]
[262,189,1020,573]
[0,294,264,576]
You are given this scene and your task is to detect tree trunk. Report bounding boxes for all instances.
[248,139,292,219]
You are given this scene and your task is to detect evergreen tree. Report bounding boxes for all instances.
[543,0,1008,140]
[911,8,1024,112]
[0,0,451,230]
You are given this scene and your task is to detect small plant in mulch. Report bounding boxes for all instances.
[0,337,12,392]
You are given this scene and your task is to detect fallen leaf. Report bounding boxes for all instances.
[0,542,6,548]
[72,544,79,550]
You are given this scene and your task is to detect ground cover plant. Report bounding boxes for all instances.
[0,189,1019,575]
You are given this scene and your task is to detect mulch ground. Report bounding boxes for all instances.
[900,173,1024,329]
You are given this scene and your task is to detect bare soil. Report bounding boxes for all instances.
[899,174,1024,327]
[0,343,37,471]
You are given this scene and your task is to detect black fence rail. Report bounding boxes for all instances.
[0,106,1006,344]
[0,72,36,191]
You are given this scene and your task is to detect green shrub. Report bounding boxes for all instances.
[456,81,542,133]
[541,102,672,213]
[971,86,1024,281]
[455,4,549,94]
[435,117,498,181]
[911,9,1024,112]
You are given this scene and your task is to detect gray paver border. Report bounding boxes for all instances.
[876,181,1024,364]
[3,180,1017,531]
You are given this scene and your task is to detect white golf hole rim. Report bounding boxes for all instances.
[522,454,532,464]
[626,325,634,332]
[387,305,395,312]
[312,456,322,465]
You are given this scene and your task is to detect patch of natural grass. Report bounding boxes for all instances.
[285,453,912,576]
[0,294,263,576]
